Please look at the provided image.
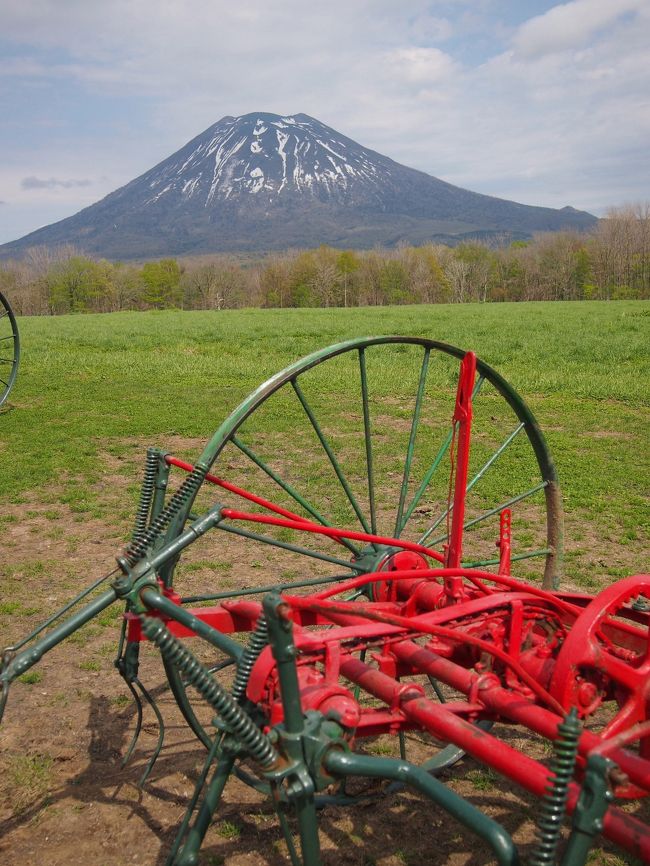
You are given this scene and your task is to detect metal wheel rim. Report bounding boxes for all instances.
[155,336,563,752]
[0,292,20,408]
[162,336,563,587]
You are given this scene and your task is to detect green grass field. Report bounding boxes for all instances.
[0,300,648,588]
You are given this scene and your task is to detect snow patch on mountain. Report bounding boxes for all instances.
[139,112,390,210]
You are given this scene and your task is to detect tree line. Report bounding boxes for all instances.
[2,203,648,316]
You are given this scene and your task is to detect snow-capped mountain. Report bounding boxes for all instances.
[143,113,397,207]
[0,112,597,260]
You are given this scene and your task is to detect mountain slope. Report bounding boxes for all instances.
[0,112,597,259]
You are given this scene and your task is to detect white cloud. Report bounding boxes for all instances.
[512,0,645,58]
[21,176,92,190]
[386,47,457,87]
[0,0,648,243]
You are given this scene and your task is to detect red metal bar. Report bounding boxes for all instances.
[285,594,565,714]
[498,508,511,575]
[339,652,650,862]
[220,507,445,563]
[165,455,314,524]
[445,351,476,569]
[392,638,650,792]
[126,600,335,642]
[126,603,260,641]
[309,567,583,618]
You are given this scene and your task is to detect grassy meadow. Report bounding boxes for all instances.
[0,299,648,589]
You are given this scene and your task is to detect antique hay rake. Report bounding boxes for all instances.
[1,336,649,865]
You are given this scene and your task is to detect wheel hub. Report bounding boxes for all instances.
[353,545,431,601]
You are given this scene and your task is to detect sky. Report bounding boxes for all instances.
[1,0,649,245]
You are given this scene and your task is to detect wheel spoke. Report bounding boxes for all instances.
[466,422,525,492]
[418,423,525,545]
[214,520,365,572]
[462,548,551,569]
[181,574,356,604]
[425,481,549,548]
[232,435,360,556]
[291,377,371,534]
[394,348,430,538]
[358,348,376,536]
[404,375,485,537]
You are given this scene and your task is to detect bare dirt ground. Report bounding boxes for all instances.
[0,440,647,866]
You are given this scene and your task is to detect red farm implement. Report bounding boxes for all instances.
[1,337,648,865]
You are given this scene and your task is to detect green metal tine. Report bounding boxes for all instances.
[358,348,377,536]
[165,733,223,866]
[120,679,144,768]
[400,375,485,533]
[176,751,238,865]
[418,422,526,545]
[291,376,372,535]
[394,348,431,538]
[426,480,549,548]
[273,800,303,866]
[232,434,360,557]
[135,678,166,786]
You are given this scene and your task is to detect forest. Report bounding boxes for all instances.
[1,204,648,315]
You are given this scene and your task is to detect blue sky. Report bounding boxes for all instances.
[1,0,648,245]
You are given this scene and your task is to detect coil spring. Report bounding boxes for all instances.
[529,708,581,866]
[139,615,278,768]
[131,448,160,544]
[231,616,268,704]
[124,464,207,565]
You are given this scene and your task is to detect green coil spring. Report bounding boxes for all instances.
[231,616,268,704]
[529,708,581,865]
[139,615,278,768]
[124,464,207,565]
[131,448,160,544]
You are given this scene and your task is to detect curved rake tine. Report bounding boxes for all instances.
[134,677,166,787]
[120,679,144,768]
[166,733,223,866]
[175,751,238,865]
[0,680,10,725]
[274,795,303,866]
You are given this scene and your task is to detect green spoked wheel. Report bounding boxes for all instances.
[148,337,563,749]
[0,292,19,409]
